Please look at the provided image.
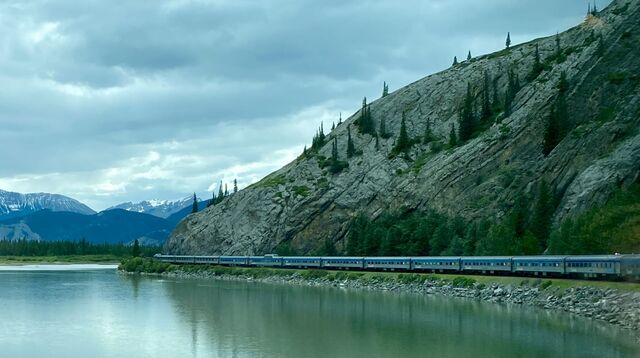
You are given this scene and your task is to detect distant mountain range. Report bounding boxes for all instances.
[0,189,95,220]
[106,197,194,219]
[0,209,171,245]
[0,189,206,246]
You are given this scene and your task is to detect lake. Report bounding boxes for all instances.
[0,266,638,357]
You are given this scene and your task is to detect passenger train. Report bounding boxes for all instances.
[154,254,640,280]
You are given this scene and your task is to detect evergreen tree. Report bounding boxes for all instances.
[347,125,355,158]
[191,193,198,213]
[132,239,141,257]
[217,181,224,204]
[379,117,391,139]
[596,34,605,57]
[423,118,434,144]
[357,97,376,135]
[452,56,458,66]
[329,137,346,174]
[543,107,561,156]
[467,50,472,61]
[338,112,342,126]
[492,77,501,112]
[529,43,543,79]
[555,33,564,63]
[224,184,229,197]
[592,1,598,15]
[331,122,335,131]
[375,134,380,150]
[207,191,216,207]
[481,71,492,120]
[449,123,458,147]
[392,112,411,155]
[458,82,475,142]
[504,67,518,117]
[506,32,511,49]
[382,82,389,97]
[531,179,553,249]
[233,179,238,193]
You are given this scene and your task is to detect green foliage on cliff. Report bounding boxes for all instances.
[548,184,640,254]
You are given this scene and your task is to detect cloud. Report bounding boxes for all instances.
[0,0,611,210]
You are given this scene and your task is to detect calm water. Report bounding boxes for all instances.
[0,267,638,358]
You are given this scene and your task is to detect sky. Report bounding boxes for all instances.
[0,0,611,211]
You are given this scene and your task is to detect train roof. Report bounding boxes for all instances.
[411,256,461,260]
[565,255,622,261]
[364,257,412,260]
[461,256,512,260]
[512,256,566,261]
[321,256,364,260]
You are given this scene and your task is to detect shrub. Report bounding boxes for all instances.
[540,280,553,290]
[452,276,476,288]
[302,269,329,280]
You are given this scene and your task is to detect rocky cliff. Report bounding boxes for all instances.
[166,0,640,255]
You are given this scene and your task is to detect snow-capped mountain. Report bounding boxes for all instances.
[107,196,194,219]
[0,189,95,220]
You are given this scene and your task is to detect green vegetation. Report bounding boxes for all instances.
[505,32,511,49]
[292,185,310,197]
[191,193,198,213]
[0,239,160,257]
[119,257,174,273]
[391,112,411,156]
[548,184,640,255]
[382,82,389,97]
[543,72,570,156]
[356,97,376,135]
[607,72,626,84]
[346,125,356,158]
[255,174,288,188]
[0,255,123,264]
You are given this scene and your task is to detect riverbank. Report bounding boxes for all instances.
[119,259,640,336]
[0,255,122,265]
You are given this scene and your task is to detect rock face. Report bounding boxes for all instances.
[166,0,640,255]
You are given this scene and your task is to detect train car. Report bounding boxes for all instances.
[282,256,322,268]
[411,257,461,272]
[194,256,219,265]
[565,255,621,278]
[512,256,565,276]
[364,257,411,271]
[620,255,640,280]
[321,257,364,270]
[249,255,283,267]
[461,256,512,273]
[219,256,249,266]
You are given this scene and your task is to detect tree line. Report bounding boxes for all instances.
[0,238,160,257]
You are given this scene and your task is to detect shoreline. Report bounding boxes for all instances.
[0,255,123,266]
[119,262,640,338]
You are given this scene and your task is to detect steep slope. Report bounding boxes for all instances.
[0,189,95,220]
[166,200,210,227]
[0,209,171,245]
[107,197,193,219]
[166,0,640,255]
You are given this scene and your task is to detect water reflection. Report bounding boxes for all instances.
[162,279,640,358]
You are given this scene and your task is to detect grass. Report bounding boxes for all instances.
[0,255,123,265]
[253,174,287,189]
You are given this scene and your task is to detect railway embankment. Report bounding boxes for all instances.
[119,258,640,336]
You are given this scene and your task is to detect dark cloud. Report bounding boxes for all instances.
[0,0,611,209]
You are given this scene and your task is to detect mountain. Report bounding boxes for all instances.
[166,200,210,227]
[165,0,640,256]
[0,189,95,220]
[107,197,194,219]
[0,209,171,245]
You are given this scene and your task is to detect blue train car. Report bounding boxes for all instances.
[512,256,565,276]
[364,257,411,270]
[219,256,249,266]
[565,255,621,278]
[411,257,461,272]
[321,257,364,270]
[194,256,219,265]
[461,256,512,273]
[249,255,283,267]
[621,255,640,280]
[162,255,195,264]
[282,256,322,268]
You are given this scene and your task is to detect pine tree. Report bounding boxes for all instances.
[449,123,458,147]
[506,32,511,49]
[531,179,553,249]
[530,43,543,80]
[217,181,224,204]
[458,82,475,142]
[592,1,598,15]
[357,97,376,135]
[338,112,342,126]
[392,112,410,155]
[224,184,229,197]
[382,82,389,97]
[233,179,238,193]
[331,122,335,131]
[555,33,564,63]
[543,72,569,156]
[492,77,501,112]
[379,117,390,138]
[543,107,560,156]
[347,125,355,158]
[191,193,198,213]
[207,191,216,207]
[423,118,434,144]
[467,50,472,61]
[481,71,492,120]
[452,56,458,66]
[132,239,140,257]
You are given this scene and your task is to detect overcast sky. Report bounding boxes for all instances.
[0,0,610,211]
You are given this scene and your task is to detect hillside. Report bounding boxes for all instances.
[0,189,95,220]
[165,0,640,256]
[107,197,194,219]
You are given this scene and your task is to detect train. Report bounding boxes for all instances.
[154,254,640,280]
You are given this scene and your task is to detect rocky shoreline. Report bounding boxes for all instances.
[123,266,640,337]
